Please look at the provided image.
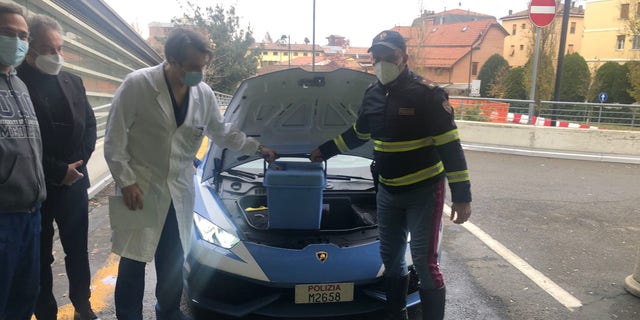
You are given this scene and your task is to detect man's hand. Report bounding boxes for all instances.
[309,148,324,162]
[122,183,144,210]
[259,146,277,163]
[61,160,84,186]
[450,202,471,224]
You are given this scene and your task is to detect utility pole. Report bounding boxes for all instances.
[551,0,573,125]
[312,0,316,72]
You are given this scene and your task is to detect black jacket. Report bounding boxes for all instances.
[319,67,471,203]
[17,62,97,189]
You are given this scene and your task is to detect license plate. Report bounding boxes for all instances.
[294,282,354,304]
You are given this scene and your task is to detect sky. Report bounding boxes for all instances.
[103,0,587,48]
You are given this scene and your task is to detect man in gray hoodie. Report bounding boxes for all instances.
[0,3,46,320]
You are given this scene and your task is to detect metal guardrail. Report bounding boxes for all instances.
[451,96,640,129]
[214,91,232,107]
[96,95,639,130]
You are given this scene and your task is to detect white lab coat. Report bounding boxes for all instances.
[104,63,259,262]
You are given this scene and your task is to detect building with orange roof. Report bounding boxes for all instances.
[395,18,508,93]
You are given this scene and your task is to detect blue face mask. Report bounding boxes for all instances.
[0,35,28,67]
[182,71,203,87]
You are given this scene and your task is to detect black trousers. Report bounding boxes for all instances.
[34,182,91,320]
[114,203,185,320]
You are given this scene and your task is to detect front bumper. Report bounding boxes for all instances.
[185,254,421,318]
[184,237,420,318]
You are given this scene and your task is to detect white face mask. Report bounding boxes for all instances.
[374,60,402,85]
[35,54,64,75]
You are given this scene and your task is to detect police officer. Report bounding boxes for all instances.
[310,30,472,320]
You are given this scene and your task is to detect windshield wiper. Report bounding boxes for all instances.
[225,169,263,180]
[325,174,373,181]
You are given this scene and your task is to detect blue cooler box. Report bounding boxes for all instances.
[263,161,326,229]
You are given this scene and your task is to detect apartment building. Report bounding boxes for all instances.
[582,0,640,71]
[501,3,585,67]
[252,42,324,68]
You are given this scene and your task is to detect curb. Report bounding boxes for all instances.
[462,143,640,165]
[88,174,113,200]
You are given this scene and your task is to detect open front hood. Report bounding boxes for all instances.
[204,68,376,176]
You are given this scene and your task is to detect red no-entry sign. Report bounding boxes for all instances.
[529,0,557,27]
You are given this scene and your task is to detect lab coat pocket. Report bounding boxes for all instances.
[108,195,157,230]
[183,125,206,154]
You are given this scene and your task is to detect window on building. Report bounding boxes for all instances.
[293,52,299,56]
[568,44,574,53]
[272,51,278,56]
[633,35,640,49]
[521,23,526,29]
[617,35,626,50]
[315,53,320,56]
[621,3,630,19]
[637,2,640,16]
[520,44,524,50]
[570,22,576,34]
[471,62,479,76]
[512,24,517,35]
[303,52,308,56]
[263,51,268,55]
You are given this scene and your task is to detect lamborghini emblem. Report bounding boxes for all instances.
[316,251,328,263]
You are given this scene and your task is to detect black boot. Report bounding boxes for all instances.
[419,286,446,320]
[383,274,409,320]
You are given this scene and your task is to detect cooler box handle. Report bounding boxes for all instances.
[263,153,326,177]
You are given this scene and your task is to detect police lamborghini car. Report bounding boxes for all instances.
[185,68,426,318]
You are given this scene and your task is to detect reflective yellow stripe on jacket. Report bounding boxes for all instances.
[446,170,470,183]
[374,136,434,152]
[378,161,445,186]
[354,124,370,140]
[373,129,459,152]
[333,135,349,153]
[433,129,459,146]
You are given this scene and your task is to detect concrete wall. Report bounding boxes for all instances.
[457,121,640,156]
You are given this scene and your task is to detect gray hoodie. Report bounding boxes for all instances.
[0,68,46,212]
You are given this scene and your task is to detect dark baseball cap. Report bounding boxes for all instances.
[367,30,406,53]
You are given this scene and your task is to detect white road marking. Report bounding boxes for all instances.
[444,205,583,311]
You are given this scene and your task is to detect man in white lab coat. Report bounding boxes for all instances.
[104,28,276,320]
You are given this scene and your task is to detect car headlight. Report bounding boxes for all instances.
[193,213,240,249]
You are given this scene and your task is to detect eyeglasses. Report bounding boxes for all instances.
[0,27,30,41]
